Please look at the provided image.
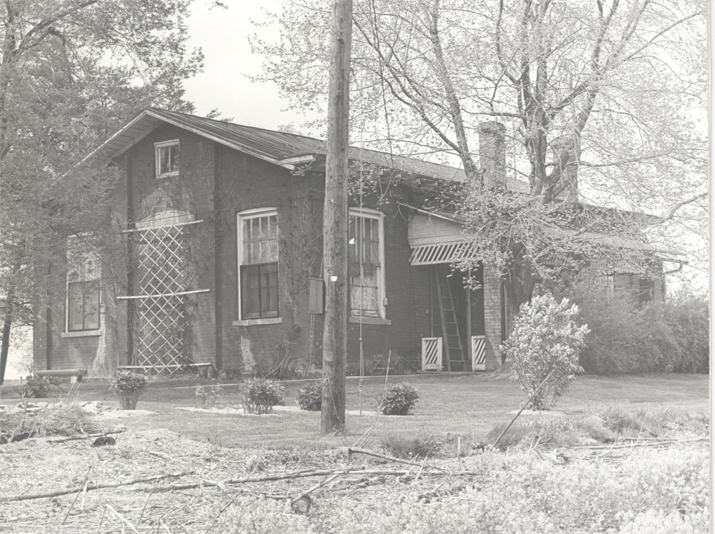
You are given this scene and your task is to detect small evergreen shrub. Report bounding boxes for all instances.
[21,376,65,398]
[502,293,589,410]
[297,381,321,411]
[242,378,285,414]
[375,383,419,415]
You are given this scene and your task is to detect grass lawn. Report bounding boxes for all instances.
[1,372,707,451]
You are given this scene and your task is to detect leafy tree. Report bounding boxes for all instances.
[252,0,707,309]
[0,0,208,383]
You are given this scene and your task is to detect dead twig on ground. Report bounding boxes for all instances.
[347,447,448,472]
[60,465,92,526]
[0,471,192,502]
[106,504,140,533]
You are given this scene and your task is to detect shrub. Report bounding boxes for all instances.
[567,275,709,375]
[375,383,419,415]
[502,293,589,410]
[21,376,65,398]
[297,381,321,411]
[242,378,285,414]
[109,370,147,410]
[662,298,709,373]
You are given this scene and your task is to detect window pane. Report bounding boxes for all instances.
[83,281,100,330]
[169,145,179,173]
[260,263,279,316]
[349,213,382,315]
[68,283,85,331]
[241,265,261,318]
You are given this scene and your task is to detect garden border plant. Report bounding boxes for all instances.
[297,381,321,411]
[242,378,285,414]
[109,370,147,410]
[375,382,419,415]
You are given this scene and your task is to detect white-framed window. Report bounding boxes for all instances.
[349,208,385,318]
[155,140,179,178]
[66,236,101,332]
[237,208,279,320]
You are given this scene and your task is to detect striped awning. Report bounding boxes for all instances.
[409,241,478,266]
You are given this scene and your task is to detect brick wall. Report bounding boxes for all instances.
[40,124,507,377]
[482,264,503,370]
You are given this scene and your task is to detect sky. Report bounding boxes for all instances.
[183,1,310,130]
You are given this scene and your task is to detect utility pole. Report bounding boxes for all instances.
[321,0,352,434]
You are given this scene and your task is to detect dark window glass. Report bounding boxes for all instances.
[637,276,654,304]
[156,144,179,177]
[348,214,380,316]
[241,263,278,319]
[68,280,100,331]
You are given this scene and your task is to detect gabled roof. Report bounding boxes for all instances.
[84,108,530,192]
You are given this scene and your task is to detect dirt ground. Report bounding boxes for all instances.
[0,373,709,533]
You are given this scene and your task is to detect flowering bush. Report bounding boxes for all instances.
[297,381,321,411]
[242,378,285,414]
[502,293,589,410]
[109,370,147,410]
[375,383,419,415]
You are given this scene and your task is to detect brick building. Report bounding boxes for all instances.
[32,109,664,377]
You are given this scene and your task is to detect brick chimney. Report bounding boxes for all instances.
[478,122,507,190]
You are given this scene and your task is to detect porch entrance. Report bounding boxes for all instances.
[406,210,486,372]
[428,265,485,372]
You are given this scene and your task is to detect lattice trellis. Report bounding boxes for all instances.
[119,220,207,373]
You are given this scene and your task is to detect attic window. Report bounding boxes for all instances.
[155,140,179,178]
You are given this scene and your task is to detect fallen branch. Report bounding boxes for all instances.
[50,429,126,443]
[0,472,192,502]
[151,467,461,494]
[573,436,707,451]
[347,447,448,472]
[290,471,344,508]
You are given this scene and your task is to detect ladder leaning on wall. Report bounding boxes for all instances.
[434,267,467,372]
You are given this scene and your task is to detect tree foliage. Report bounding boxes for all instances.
[0,0,207,382]
[252,0,707,306]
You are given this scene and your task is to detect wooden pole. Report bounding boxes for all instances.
[321,0,352,434]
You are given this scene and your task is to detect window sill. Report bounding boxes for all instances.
[349,316,392,326]
[233,317,283,327]
[61,330,102,338]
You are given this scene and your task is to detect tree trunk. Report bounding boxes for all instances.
[0,289,14,385]
[321,0,352,435]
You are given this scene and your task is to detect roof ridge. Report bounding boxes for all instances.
[146,107,325,143]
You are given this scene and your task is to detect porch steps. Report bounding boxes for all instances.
[434,269,467,372]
